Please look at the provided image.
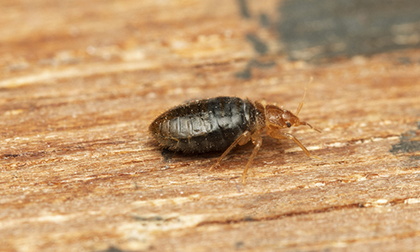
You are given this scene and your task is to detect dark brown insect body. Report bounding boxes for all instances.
[149,96,320,183]
[149,97,264,153]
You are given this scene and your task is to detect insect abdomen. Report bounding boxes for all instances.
[149,97,260,153]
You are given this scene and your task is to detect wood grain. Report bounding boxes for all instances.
[1,0,420,251]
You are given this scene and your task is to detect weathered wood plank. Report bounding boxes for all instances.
[1,0,420,251]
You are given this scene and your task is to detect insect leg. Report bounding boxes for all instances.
[209,130,252,171]
[267,129,321,160]
[241,132,262,184]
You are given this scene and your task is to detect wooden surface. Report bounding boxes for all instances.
[2,0,420,251]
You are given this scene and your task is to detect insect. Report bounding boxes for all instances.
[149,94,321,183]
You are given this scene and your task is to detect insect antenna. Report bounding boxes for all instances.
[300,121,322,133]
[296,77,313,116]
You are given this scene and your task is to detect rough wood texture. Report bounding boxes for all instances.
[1,0,420,251]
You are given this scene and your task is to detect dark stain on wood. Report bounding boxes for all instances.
[236,0,251,19]
[235,0,420,72]
[390,122,420,162]
[246,34,269,55]
[278,0,420,60]
[259,13,270,28]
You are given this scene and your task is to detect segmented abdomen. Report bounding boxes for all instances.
[149,97,260,153]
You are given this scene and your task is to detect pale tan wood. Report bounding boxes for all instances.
[1,1,420,251]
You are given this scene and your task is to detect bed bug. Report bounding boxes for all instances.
[149,94,321,183]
